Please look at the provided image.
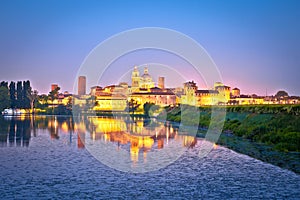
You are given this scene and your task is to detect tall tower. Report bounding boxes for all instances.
[51,84,58,92]
[78,76,86,95]
[131,66,140,92]
[158,77,165,89]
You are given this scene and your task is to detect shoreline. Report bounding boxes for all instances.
[166,119,300,174]
[215,133,300,174]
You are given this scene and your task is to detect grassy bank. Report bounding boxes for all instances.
[159,105,300,174]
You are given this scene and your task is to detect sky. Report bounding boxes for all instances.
[0,0,299,95]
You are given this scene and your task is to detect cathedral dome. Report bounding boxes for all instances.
[142,73,151,79]
[141,67,152,79]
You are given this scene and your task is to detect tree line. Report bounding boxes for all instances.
[0,80,37,111]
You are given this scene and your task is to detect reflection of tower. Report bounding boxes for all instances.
[78,132,85,149]
[78,76,86,95]
[158,77,165,89]
[131,66,140,92]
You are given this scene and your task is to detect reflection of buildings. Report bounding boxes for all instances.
[86,117,197,163]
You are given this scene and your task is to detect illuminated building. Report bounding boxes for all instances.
[130,88,176,107]
[229,95,265,105]
[181,81,231,105]
[231,87,240,97]
[78,76,86,95]
[89,84,128,112]
[131,66,155,92]
[181,81,198,105]
[195,90,220,105]
[93,94,127,111]
[140,67,155,90]
[214,83,231,103]
[90,86,102,96]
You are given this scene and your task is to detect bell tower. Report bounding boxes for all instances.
[131,66,140,92]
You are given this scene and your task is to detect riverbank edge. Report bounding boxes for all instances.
[161,119,300,175]
[214,133,299,174]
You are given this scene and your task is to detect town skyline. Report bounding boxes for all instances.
[1,65,298,97]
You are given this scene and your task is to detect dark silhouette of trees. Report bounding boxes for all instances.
[9,81,16,108]
[48,87,60,103]
[23,80,32,109]
[0,81,8,88]
[0,83,10,111]
[48,87,60,113]
[128,99,139,115]
[0,80,35,111]
[16,81,23,108]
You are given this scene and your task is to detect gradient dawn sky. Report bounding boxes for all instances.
[0,0,299,95]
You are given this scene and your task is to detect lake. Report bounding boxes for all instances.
[0,115,299,199]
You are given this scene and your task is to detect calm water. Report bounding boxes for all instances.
[0,115,299,199]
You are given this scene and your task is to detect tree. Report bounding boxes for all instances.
[0,85,10,111]
[84,96,96,112]
[23,80,32,109]
[48,87,60,103]
[275,90,289,98]
[0,81,8,88]
[128,99,139,115]
[28,90,38,113]
[48,87,60,113]
[16,81,23,108]
[143,102,160,117]
[9,81,16,108]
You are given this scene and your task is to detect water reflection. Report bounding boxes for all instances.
[0,116,75,147]
[0,117,31,147]
[0,116,197,163]
[75,116,197,163]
